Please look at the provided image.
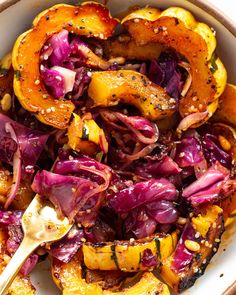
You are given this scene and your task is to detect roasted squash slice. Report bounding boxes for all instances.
[103,37,164,61]
[160,205,224,293]
[12,2,119,129]
[121,7,227,121]
[52,255,170,295]
[212,84,236,127]
[0,227,35,295]
[88,70,175,121]
[83,231,177,272]
[68,113,108,156]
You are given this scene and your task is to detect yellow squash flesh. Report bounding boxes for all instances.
[122,7,227,123]
[52,255,170,295]
[83,232,177,272]
[12,2,119,129]
[88,70,175,121]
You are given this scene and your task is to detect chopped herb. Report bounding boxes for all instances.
[209,53,218,74]
[110,245,119,269]
[154,238,161,260]
[82,124,89,140]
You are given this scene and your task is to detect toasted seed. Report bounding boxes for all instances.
[1,93,11,111]
[177,217,187,225]
[218,135,231,151]
[184,240,200,252]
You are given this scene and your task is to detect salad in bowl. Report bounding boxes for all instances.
[0,1,236,294]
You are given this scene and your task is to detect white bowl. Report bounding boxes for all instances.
[0,1,235,294]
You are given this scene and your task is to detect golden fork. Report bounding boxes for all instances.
[0,194,72,295]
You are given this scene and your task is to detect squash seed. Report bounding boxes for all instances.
[1,93,11,111]
[218,135,231,151]
[184,240,200,252]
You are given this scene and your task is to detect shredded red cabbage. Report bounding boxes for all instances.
[48,30,71,66]
[202,134,231,169]
[141,248,159,268]
[109,178,177,213]
[172,222,196,272]
[175,136,204,168]
[40,66,65,98]
[124,207,157,239]
[0,210,22,225]
[146,200,178,224]
[7,224,38,276]
[32,170,99,221]
[182,162,236,205]
[49,226,84,263]
[135,156,181,179]
[0,113,49,172]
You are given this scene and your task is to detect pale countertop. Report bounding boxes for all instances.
[208,0,236,23]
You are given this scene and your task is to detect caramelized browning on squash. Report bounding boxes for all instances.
[52,255,170,295]
[12,2,119,129]
[83,232,177,272]
[160,205,224,293]
[88,70,176,121]
[103,37,164,61]
[122,7,227,122]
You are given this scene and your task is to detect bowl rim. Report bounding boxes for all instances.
[0,0,236,36]
[0,0,235,294]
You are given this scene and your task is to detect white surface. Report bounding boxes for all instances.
[0,0,235,294]
[208,0,236,23]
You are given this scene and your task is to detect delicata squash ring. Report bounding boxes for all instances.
[52,255,170,295]
[88,70,176,121]
[121,7,227,122]
[82,231,178,272]
[12,2,119,129]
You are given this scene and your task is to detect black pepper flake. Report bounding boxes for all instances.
[82,125,89,140]
[155,104,162,110]
[209,53,218,74]
[140,76,148,87]
[175,18,179,25]
[45,15,50,21]
[80,26,85,30]
[220,274,224,278]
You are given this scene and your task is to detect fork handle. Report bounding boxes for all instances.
[0,237,39,295]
